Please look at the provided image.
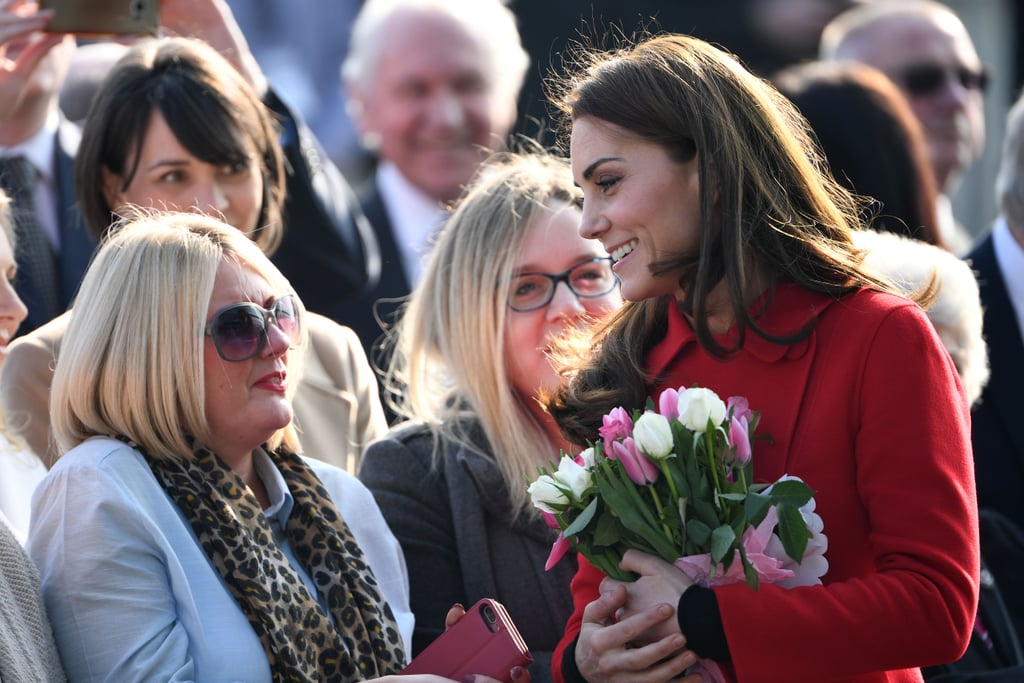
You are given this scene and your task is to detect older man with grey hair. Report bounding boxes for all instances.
[969,89,1024,534]
[820,1,986,254]
[340,0,529,358]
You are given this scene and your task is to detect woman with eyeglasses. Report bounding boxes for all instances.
[25,212,503,682]
[543,33,976,683]
[358,152,622,683]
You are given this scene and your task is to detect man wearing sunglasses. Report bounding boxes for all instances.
[820,0,985,254]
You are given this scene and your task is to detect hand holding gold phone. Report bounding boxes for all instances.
[40,0,159,36]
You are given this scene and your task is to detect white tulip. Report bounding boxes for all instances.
[676,387,727,432]
[632,412,674,460]
[527,475,568,513]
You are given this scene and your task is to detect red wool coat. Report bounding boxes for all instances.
[553,284,979,683]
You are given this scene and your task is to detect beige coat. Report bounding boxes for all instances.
[0,311,385,474]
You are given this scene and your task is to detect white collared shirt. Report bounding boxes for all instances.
[376,162,446,286]
[937,194,974,257]
[0,109,61,252]
[992,216,1024,344]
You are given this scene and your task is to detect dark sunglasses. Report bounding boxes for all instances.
[507,256,619,312]
[898,64,988,97]
[205,294,301,362]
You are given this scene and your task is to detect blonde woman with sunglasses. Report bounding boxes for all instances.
[26,213,530,683]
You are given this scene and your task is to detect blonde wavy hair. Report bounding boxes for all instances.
[385,151,584,518]
[51,212,304,461]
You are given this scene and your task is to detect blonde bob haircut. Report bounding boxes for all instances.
[51,212,304,461]
[386,151,582,518]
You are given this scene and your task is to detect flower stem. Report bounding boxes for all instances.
[705,429,723,509]
[647,487,674,546]
[660,460,680,502]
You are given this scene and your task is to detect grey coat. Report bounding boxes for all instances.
[358,418,577,683]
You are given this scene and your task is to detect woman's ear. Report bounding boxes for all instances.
[100,166,125,211]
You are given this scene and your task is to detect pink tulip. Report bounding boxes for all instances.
[658,387,680,419]
[609,437,659,485]
[727,396,754,424]
[541,511,560,530]
[545,533,571,570]
[599,407,633,453]
[728,414,752,467]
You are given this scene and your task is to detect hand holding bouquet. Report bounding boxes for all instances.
[528,386,828,590]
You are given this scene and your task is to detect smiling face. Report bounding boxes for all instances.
[203,258,293,463]
[571,116,703,303]
[503,201,621,402]
[0,226,28,365]
[353,8,515,203]
[102,109,264,234]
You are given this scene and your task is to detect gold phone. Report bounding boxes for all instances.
[40,0,159,36]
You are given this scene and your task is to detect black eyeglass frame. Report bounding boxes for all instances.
[506,256,619,313]
[204,294,302,362]
[897,63,989,97]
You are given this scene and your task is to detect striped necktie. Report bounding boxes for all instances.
[0,155,60,324]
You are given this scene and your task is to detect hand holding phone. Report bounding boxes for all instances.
[402,599,533,683]
[40,0,159,36]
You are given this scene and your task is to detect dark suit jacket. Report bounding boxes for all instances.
[14,117,97,336]
[968,234,1024,523]
[263,91,380,325]
[345,179,412,363]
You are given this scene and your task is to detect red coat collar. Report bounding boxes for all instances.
[646,282,841,379]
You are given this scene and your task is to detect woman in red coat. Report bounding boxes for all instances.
[545,34,978,682]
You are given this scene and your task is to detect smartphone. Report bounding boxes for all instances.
[401,599,533,682]
[40,0,159,36]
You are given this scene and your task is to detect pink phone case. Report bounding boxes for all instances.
[401,599,533,682]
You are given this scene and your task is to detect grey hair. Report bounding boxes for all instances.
[819,0,959,61]
[998,91,1024,227]
[342,0,528,120]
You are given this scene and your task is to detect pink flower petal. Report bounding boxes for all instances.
[545,533,571,570]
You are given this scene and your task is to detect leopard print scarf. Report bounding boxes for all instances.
[128,437,406,682]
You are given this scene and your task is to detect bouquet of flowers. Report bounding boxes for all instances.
[528,385,828,590]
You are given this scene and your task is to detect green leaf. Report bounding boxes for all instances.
[686,519,711,546]
[768,480,815,508]
[563,497,599,536]
[741,548,760,590]
[776,504,810,562]
[744,492,772,526]
[692,499,720,528]
[592,508,625,547]
[710,524,736,565]
[594,462,678,560]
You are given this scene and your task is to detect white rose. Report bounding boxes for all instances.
[527,474,568,513]
[676,387,727,432]
[632,412,674,460]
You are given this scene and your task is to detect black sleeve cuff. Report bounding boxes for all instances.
[560,636,589,683]
[677,585,731,663]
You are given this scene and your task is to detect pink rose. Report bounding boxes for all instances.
[599,407,633,452]
[609,437,659,485]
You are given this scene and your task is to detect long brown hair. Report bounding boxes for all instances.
[545,34,927,444]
